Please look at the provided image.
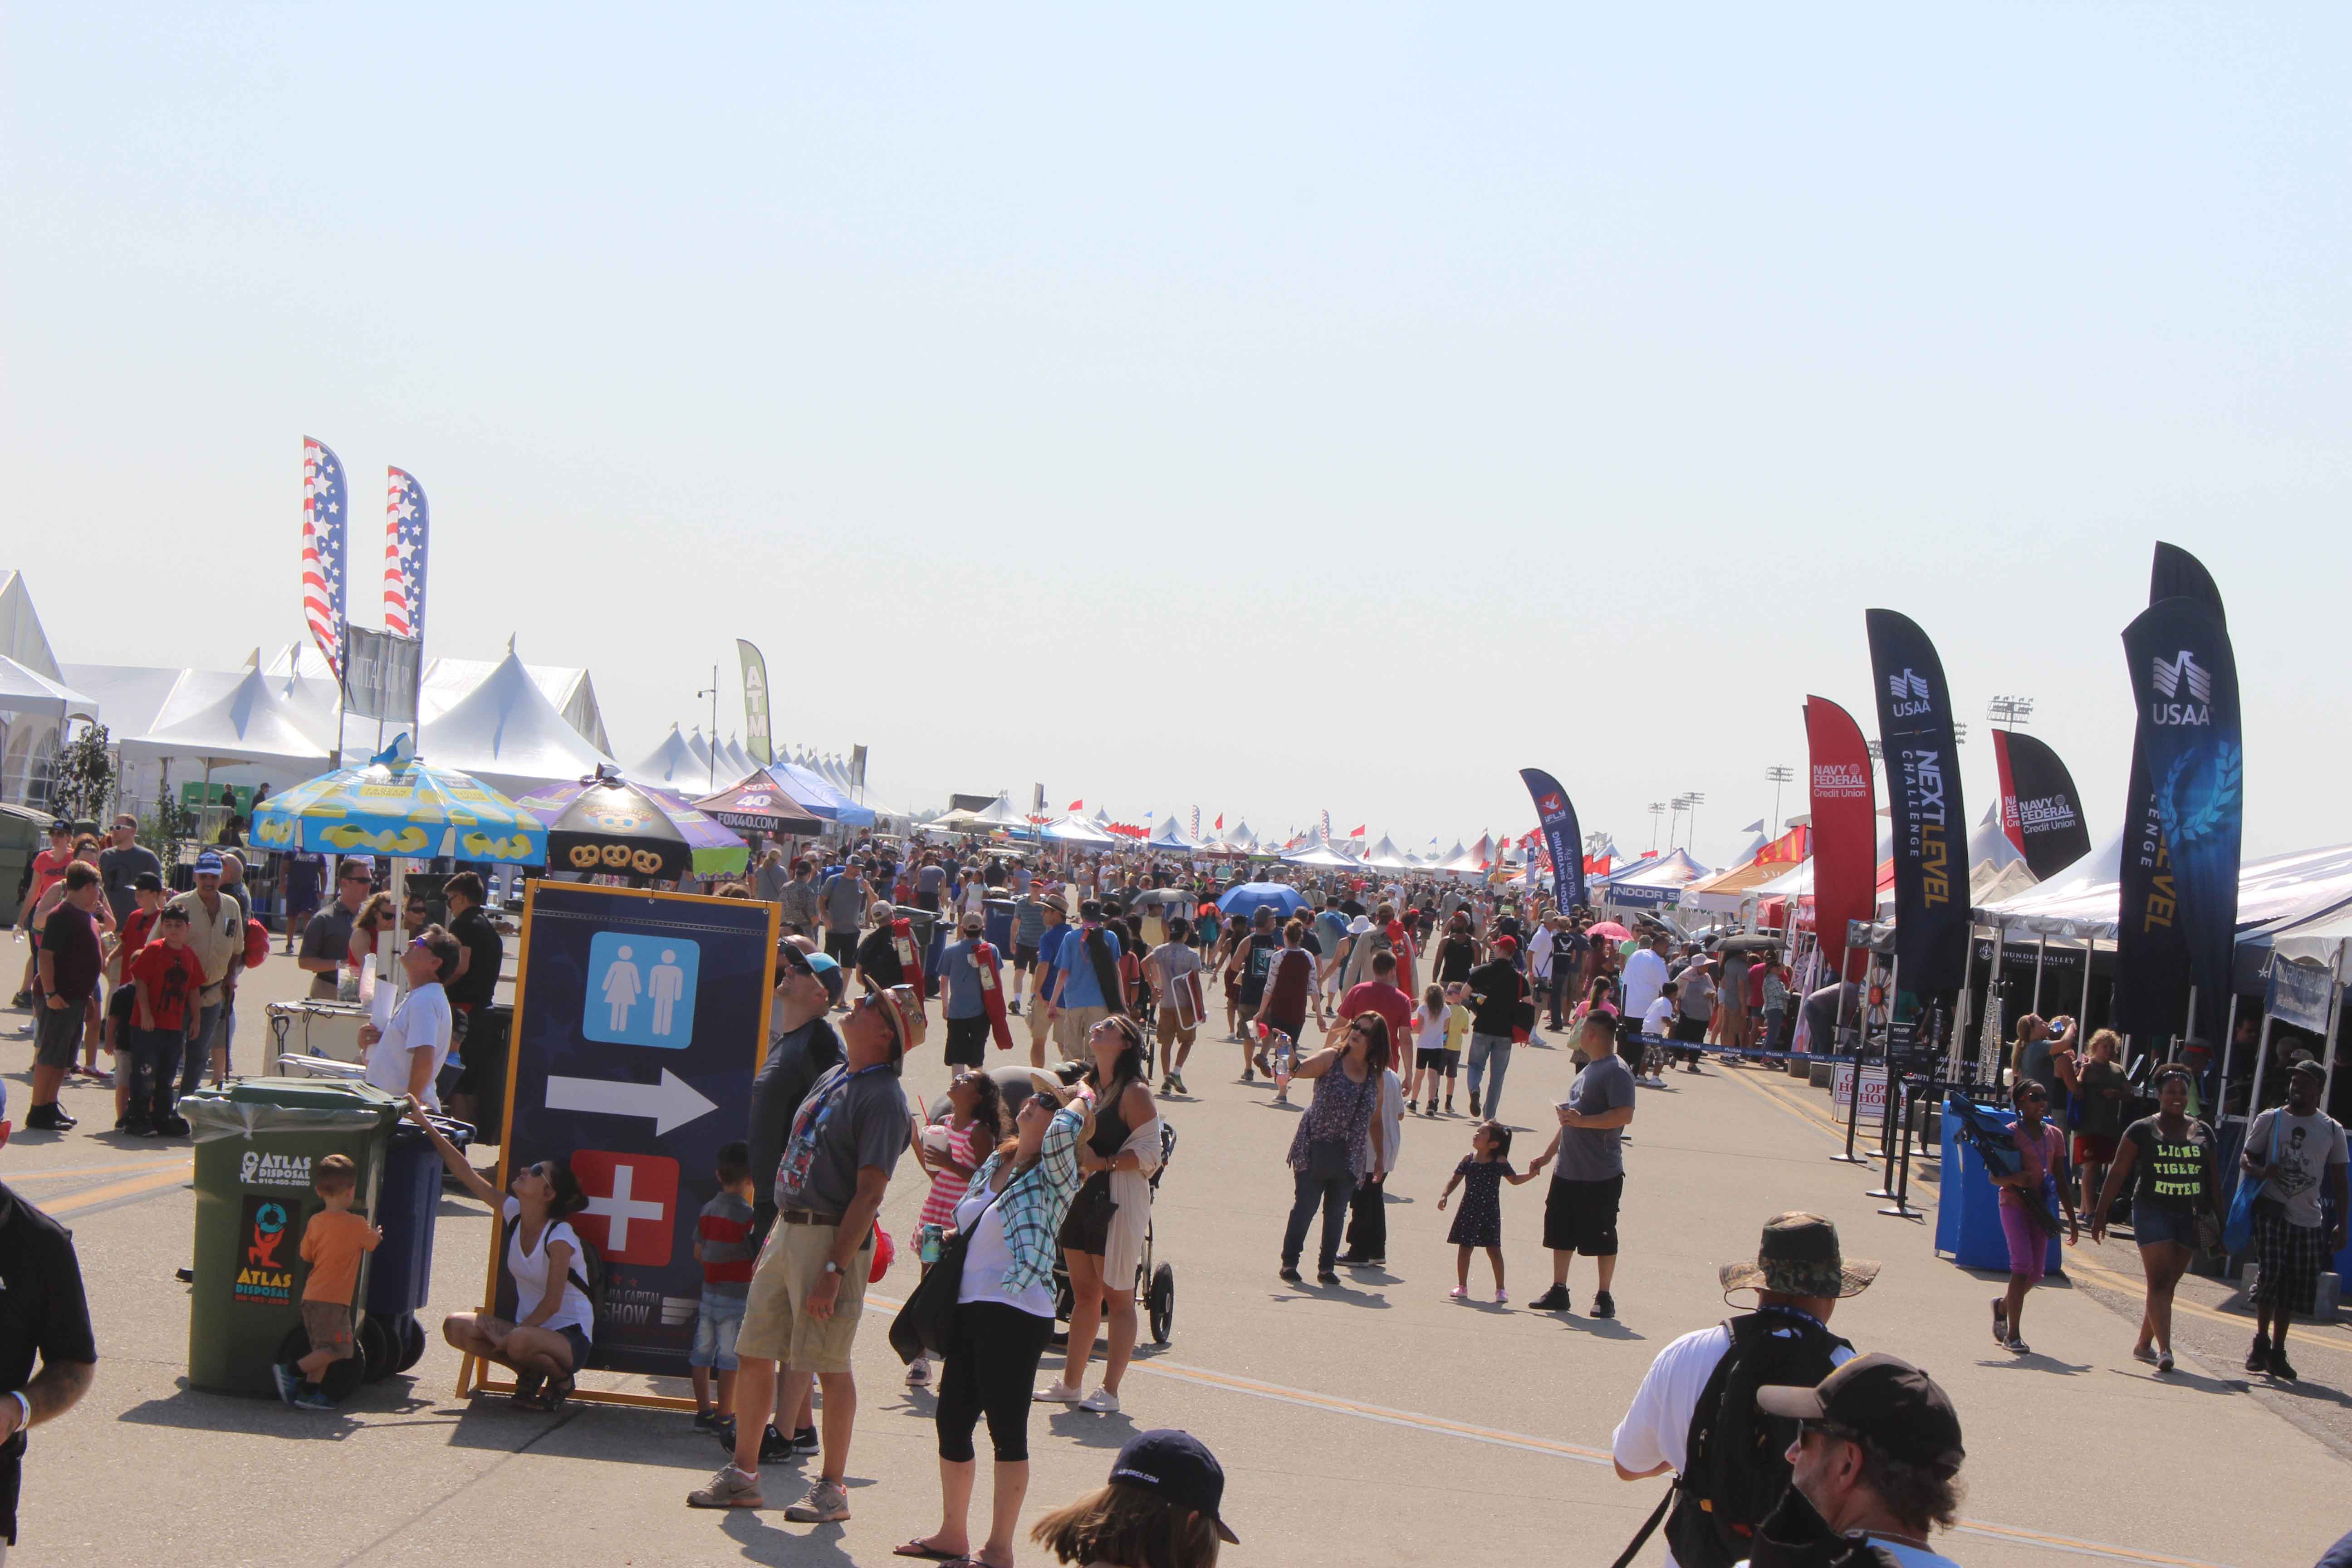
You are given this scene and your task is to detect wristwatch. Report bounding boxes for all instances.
[821,1259,844,1276]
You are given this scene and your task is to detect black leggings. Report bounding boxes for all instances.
[936,1301,1054,1463]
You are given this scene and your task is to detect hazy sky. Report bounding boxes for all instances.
[6,5,2345,862]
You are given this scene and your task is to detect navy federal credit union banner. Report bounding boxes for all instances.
[2123,595,2243,1041]
[1519,768,1586,913]
[495,882,778,1377]
[1866,609,1968,993]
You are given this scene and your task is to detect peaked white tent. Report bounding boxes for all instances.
[419,651,617,797]
[1042,814,1118,844]
[1362,835,1414,870]
[1219,822,1259,853]
[120,666,332,781]
[685,728,717,780]
[720,734,755,780]
[1282,840,1358,868]
[632,725,705,789]
[1147,817,1203,852]
[1441,834,1495,876]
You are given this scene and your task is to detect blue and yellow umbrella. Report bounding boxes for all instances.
[250,738,548,865]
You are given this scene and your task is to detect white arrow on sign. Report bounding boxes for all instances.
[545,1068,718,1136]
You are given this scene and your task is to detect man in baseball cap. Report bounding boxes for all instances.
[1754,1353,1966,1565]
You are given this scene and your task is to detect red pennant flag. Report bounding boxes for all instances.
[1067,799,1083,811]
[1348,824,1365,838]
[1214,814,1224,829]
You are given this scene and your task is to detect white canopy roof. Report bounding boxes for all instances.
[1362,835,1415,869]
[1147,816,1203,851]
[0,573,63,682]
[1041,814,1118,844]
[720,735,755,779]
[1978,830,2352,941]
[418,651,617,796]
[632,725,713,790]
[120,666,331,777]
[1440,834,1495,875]
[0,656,97,722]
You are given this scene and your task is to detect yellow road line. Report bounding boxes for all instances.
[869,1294,2223,1565]
[9,1159,193,1183]
[42,1161,191,1215]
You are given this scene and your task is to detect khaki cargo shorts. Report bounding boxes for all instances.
[738,1217,873,1374]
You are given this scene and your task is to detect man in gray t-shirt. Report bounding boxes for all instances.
[818,867,868,970]
[1528,1017,1639,1317]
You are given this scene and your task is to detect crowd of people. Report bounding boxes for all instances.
[10,823,2352,1565]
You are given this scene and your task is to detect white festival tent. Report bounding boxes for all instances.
[1362,835,1415,870]
[1440,834,1495,876]
[1281,834,1359,868]
[685,728,717,782]
[1041,814,1119,845]
[1218,822,1259,853]
[0,571,98,805]
[1148,817,1204,852]
[1597,848,1711,911]
[417,650,619,798]
[1977,831,2352,945]
[632,725,710,791]
[265,642,613,755]
[119,666,331,784]
[720,735,755,780]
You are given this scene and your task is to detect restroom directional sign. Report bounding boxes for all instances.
[491,882,777,1379]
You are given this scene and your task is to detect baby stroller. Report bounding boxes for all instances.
[1052,1121,1178,1347]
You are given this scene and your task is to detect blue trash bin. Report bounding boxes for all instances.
[984,898,1016,952]
[1938,1100,2062,1277]
[366,1116,472,1377]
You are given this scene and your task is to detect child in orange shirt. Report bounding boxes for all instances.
[276,1154,382,1410]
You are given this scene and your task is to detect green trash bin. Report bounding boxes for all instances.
[182,1078,405,1398]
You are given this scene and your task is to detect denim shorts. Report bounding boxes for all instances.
[2132,1203,2197,1249]
[690,1293,746,1370]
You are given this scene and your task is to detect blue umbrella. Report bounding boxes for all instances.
[1217,881,1306,920]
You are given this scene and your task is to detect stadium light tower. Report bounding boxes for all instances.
[1987,695,2034,730]
[1648,801,1666,852]
[1764,765,1794,832]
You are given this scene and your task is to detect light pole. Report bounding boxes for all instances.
[1951,721,1969,746]
[1764,764,1794,833]
[696,665,720,790]
[1682,791,1705,858]
[1648,801,1666,852]
[1986,695,2034,731]
[1668,796,1688,849]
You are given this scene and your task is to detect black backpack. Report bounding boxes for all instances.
[504,1213,608,1361]
[1665,1310,1852,1568]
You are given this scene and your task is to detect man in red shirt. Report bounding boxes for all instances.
[12,821,74,1008]
[1337,950,1414,1050]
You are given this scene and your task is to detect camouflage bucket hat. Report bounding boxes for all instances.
[1720,1211,1880,1302]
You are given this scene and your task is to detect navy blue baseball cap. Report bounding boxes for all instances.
[194,850,224,876]
[1108,1429,1238,1543]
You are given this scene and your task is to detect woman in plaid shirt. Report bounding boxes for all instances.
[904,1072,1090,1567]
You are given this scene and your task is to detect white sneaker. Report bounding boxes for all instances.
[1079,1387,1121,1414]
[904,1356,933,1387]
[1033,1382,1083,1403]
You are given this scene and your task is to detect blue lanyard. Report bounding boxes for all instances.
[1754,1303,1829,1334]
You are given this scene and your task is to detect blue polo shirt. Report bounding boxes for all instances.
[1057,925,1122,1009]
[1036,923,1071,1000]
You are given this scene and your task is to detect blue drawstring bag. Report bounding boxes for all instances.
[2223,1113,2280,1256]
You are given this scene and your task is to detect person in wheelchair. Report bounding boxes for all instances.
[1035,1015,1162,1415]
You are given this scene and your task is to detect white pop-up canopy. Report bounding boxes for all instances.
[632,725,708,790]
[418,650,618,797]
[120,666,332,779]
[1977,831,2352,942]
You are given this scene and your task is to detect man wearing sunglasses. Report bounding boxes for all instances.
[697,981,926,1523]
[298,860,376,1002]
[1754,1355,1967,1568]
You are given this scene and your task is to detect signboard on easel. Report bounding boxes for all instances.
[460,881,775,1404]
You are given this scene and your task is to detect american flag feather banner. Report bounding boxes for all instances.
[301,436,348,675]
[383,467,429,639]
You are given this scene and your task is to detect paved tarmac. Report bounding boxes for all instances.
[3,942,2347,1567]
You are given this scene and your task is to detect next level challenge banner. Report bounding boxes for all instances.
[495,883,777,1378]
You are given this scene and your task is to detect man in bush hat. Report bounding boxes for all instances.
[1610,1213,1879,1568]
[694,982,925,1523]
